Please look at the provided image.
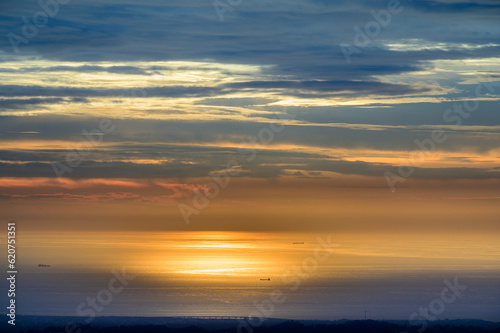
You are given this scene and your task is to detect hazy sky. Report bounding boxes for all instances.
[0,0,499,231]
[1,1,500,324]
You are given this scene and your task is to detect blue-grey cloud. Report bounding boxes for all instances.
[0,84,223,98]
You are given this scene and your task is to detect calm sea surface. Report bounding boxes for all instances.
[13,231,500,320]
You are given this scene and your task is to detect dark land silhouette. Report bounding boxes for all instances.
[3,316,500,333]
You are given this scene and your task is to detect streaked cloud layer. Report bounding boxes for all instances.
[0,0,499,229]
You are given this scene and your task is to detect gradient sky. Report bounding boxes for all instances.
[2,0,500,323]
[0,0,499,232]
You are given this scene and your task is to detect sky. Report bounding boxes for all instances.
[0,0,500,323]
[1,0,500,232]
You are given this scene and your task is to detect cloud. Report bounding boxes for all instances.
[0,84,223,98]
[0,0,499,184]
[225,80,431,96]
[0,97,86,110]
[0,65,151,75]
